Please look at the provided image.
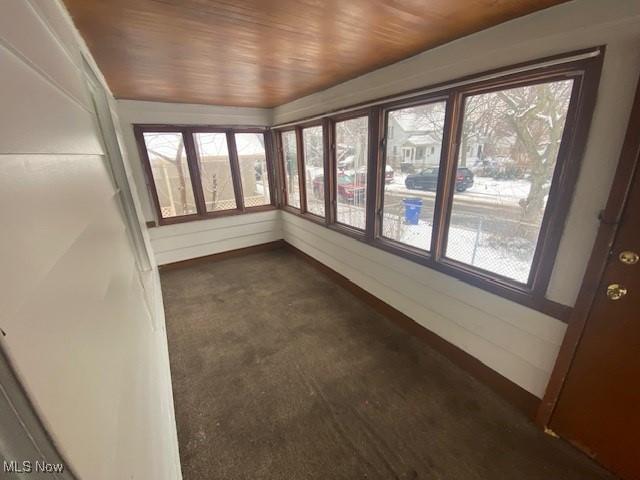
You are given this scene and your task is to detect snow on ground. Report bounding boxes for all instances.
[465,176,530,203]
[310,174,535,284]
[385,173,531,208]
[388,219,531,283]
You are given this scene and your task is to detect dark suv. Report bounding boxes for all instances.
[405,167,474,192]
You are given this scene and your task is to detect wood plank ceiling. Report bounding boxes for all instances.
[63,0,569,108]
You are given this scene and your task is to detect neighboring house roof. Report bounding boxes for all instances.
[392,111,432,132]
[405,133,441,146]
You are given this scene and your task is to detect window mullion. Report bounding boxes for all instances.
[327,119,337,225]
[430,92,463,260]
[365,106,382,242]
[322,119,332,225]
[274,132,287,207]
[183,128,207,216]
[263,131,277,207]
[295,127,307,213]
[226,130,245,212]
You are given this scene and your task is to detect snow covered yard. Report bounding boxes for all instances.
[381,215,532,283]
[386,173,532,208]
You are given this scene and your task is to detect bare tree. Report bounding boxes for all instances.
[145,134,189,215]
[497,80,572,220]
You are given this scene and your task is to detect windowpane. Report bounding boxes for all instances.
[445,79,574,283]
[335,116,368,229]
[282,131,300,208]
[302,126,325,217]
[142,132,196,218]
[236,133,270,207]
[193,132,237,212]
[381,101,446,249]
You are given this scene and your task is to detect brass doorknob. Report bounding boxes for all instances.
[619,251,639,265]
[606,284,628,300]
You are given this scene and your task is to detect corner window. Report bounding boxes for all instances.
[141,132,197,218]
[136,126,274,224]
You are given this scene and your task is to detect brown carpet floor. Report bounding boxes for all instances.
[161,248,615,480]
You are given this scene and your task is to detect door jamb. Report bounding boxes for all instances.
[536,74,640,428]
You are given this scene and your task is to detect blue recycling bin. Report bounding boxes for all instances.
[403,198,423,225]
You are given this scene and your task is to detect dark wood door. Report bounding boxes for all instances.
[550,136,640,477]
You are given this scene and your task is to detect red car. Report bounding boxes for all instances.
[313,174,366,204]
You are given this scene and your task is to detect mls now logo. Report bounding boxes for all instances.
[4,460,64,474]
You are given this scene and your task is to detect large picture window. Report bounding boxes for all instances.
[445,80,574,283]
[273,49,602,317]
[381,101,447,250]
[135,126,274,224]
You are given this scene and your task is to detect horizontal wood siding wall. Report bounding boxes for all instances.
[149,210,282,265]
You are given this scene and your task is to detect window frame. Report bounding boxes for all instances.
[374,93,451,259]
[276,127,304,213]
[328,108,374,240]
[134,124,276,226]
[300,121,329,221]
[272,48,604,320]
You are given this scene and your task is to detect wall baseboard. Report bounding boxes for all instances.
[284,242,541,420]
[157,237,540,420]
[158,240,286,271]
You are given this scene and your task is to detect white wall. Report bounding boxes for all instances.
[275,0,640,397]
[116,99,281,263]
[149,210,282,265]
[0,1,180,479]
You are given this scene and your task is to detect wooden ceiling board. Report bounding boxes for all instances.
[63,0,570,107]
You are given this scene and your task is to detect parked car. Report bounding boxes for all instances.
[355,165,393,184]
[405,167,474,192]
[385,165,394,183]
[313,174,365,204]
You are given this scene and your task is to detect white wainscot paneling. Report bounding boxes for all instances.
[149,210,283,265]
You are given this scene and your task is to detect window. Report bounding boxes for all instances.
[235,132,270,207]
[270,49,602,316]
[193,132,236,212]
[302,126,325,217]
[335,115,368,229]
[136,126,274,224]
[381,101,446,250]
[445,80,574,283]
[141,131,197,218]
[281,130,301,209]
